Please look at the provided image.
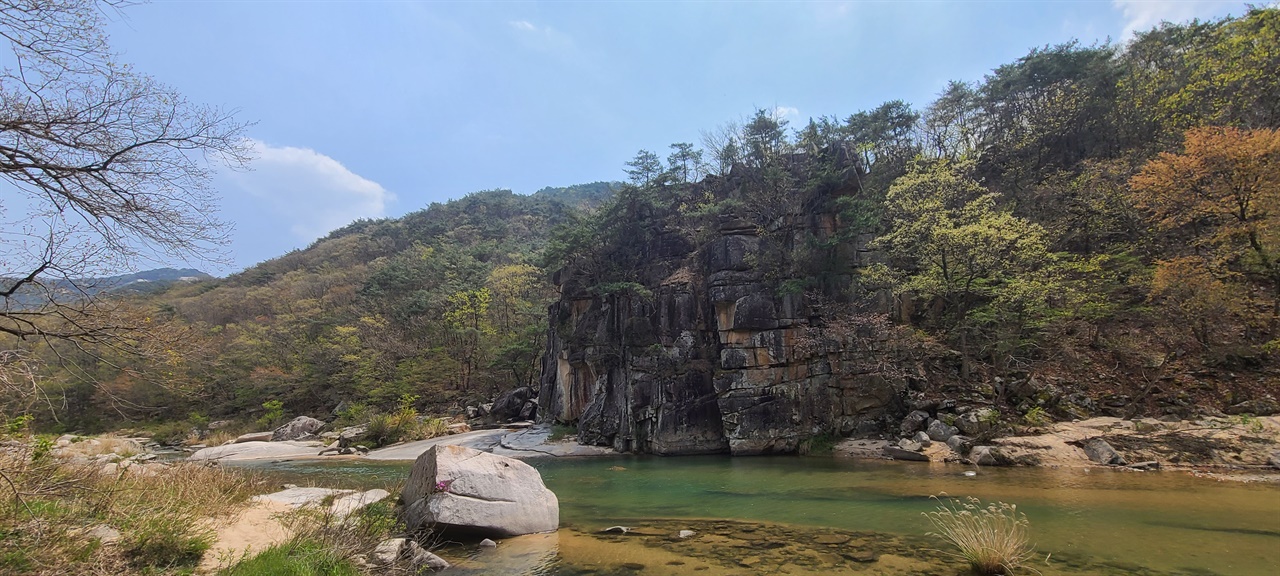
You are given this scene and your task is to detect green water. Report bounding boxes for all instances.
[239,456,1280,575]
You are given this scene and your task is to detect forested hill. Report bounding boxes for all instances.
[537,7,1280,452]
[25,185,617,429]
[18,8,1280,436]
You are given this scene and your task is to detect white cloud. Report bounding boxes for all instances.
[1112,0,1233,39]
[507,19,573,51]
[774,106,800,121]
[231,139,394,241]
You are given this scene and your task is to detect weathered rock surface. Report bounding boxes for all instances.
[1224,398,1279,416]
[189,440,324,461]
[537,172,912,455]
[900,410,930,436]
[491,387,537,422]
[233,431,274,444]
[883,445,930,462]
[271,416,326,441]
[970,445,1000,466]
[372,538,449,571]
[401,444,559,537]
[926,419,959,442]
[956,408,997,437]
[1079,437,1127,466]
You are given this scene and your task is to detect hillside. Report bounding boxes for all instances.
[13,186,616,429]
[10,9,1280,444]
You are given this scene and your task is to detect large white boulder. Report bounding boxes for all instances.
[401,444,558,537]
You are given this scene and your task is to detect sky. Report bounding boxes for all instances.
[97,0,1258,274]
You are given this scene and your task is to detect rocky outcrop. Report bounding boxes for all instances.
[401,444,558,537]
[538,168,913,455]
[271,416,325,441]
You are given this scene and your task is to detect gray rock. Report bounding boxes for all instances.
[371,538,404,565]
[272,416,326,441]
[896,438,922,452]
[900,410,931,436]
[479,538,498,547]
[970,445,999,466]
[926,419,960,442]
[371,538,446,570]
[1224,398,1279,416]
[491,387,536,422]
[331,489,390,518]
[401,444,559,538]
[337,425,368,448]
[883,445,930,462]
[253,487,352,508]
[1127,461,1160,471]
[678,530,696,539]
[946,435,973,454]
[1268,451,1280,470]
[956,408,998,436]
[912,431,932,445]
[1080,437,1127,466]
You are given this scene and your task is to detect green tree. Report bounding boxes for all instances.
[666,142,704,183]
[625,149,664,186]
[868,161,1055,372]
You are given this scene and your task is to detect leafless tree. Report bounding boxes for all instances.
[0,0,251,405]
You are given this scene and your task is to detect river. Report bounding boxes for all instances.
[235,455,1280,575]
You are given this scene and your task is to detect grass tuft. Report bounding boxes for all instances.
[923,495,1038,575]
[1,438,266,575]
[218,539,360,576]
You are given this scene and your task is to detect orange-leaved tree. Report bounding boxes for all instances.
[1130,126,1280,321]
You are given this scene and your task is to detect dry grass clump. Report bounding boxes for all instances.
[56,435,143,460]
[204,430,238,447]
[0,440,266,575]
[923,495,1037,575]
[219,485,404,575]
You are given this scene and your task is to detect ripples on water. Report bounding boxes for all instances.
[238,455,1280,575]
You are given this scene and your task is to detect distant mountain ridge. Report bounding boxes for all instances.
[90,268,213,295]
[1,267,212,310]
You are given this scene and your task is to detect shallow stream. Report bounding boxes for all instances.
[234,456,1280,575]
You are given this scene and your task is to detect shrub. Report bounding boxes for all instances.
[257,400,286,429]
[1,442,266,575]
[923,496,1036,575]
[334,402,373,427]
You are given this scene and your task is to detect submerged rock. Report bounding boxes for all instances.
[401,444,559,537]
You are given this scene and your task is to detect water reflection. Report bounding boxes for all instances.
[234,455,1280,575]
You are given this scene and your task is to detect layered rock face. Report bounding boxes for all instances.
[539,171,910,455]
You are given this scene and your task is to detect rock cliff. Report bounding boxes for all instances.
[538,165,914,455]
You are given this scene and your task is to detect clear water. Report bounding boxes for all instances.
[237,456,1280,575]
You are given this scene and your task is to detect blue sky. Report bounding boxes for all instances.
[102,0,1255,273]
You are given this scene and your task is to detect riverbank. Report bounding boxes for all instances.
[834,415,1280,483]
